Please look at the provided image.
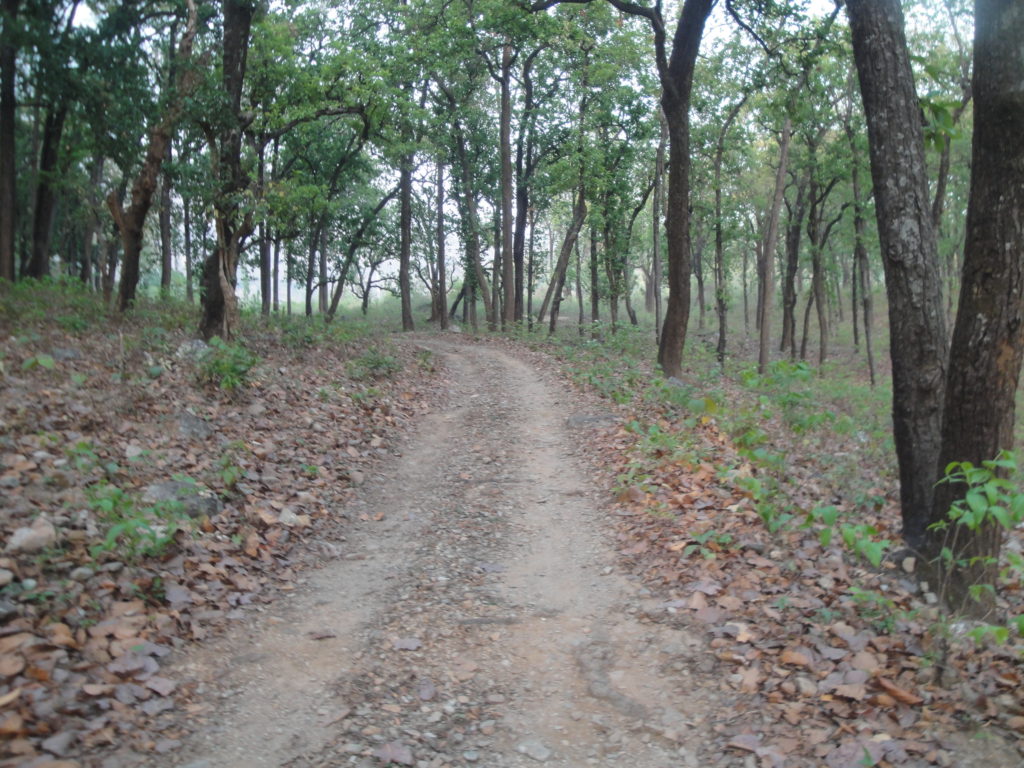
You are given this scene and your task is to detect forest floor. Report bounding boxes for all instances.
[1,295,1023,767]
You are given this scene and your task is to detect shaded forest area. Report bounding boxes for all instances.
[2,0,1024,765]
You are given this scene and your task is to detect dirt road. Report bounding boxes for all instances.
[166,338,713,768]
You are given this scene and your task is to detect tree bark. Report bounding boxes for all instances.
[657,0,715,378]
[848,0,949,548]
[399,151,415,330]
[110,0,199,312]
[714,97,745,364]
[436,158,448,329]
[0,0,18,282]
[159,22,177,297]
[499,44,515,329]
[198,0,255,340]
[780,175,807,357]
[25,104,67,278]
[757,119,792,375]
[928,0,1024,612]
[537,185,586,325]
[653,108,666,346]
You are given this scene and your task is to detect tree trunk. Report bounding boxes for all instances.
[714,98,746,364]
[588,224,599,332]
[575,237,584,336]
[184,196,194,302]
[656,0,715,378]
[158,23,177,297]
[25,104,67,278]
[757,118,792,375]
[399,151,415,330]
[0,0,18,282]
[848,0,949,548]
[928,0,1024,613]
[436,158,448,330]
[198,0,254,341]
[537,186,586,326]
[499,44,515,329]
[110,2,199,312]
[780,175,807,357]
[652,110,666,345]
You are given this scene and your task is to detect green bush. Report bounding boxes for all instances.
[347,346,401,380]
[197,336,259,391]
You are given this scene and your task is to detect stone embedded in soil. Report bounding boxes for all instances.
[0,568,13,587]
[6,517,57,553]
[516,738,552,762]
[142,480,223,519]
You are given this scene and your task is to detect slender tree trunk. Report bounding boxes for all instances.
[757,118,792,375]
[399,152,415,330]
[848,0,948,548]
[184,196,194,302]
[0,0,18,282]
[537,186,586,326]
[526,206,537,329]
[81,156,104,288]
[258,144,271,315]
[110,2,199,312]
[436,158,448,329]
[653,110,666,346]
[499,44,514,329]
[928,0,1024,613]
[158,23,177,297]
[800,288,814,361]
[272,233,280,312]
[491,210,501,327]
[575,237,584,336]
[318,227,328,313]
[714,98,746,364]
[589,224,599,328]
[780,176,807,357]
[742,247,750,335]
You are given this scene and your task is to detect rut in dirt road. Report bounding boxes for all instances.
[169,338,713,768]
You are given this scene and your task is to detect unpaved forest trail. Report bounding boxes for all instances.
[166,337,716,768]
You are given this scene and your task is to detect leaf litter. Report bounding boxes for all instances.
[0,322,437,767]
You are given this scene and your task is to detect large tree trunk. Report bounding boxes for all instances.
[0,0,18,282]
[110,2,199,312]
[657,0,715,378]
[25,105,67,278]
[198,0,254,340]
[848,0,949,548]
[928,0,1024,613]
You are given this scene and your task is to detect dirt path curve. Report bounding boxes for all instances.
[166,337,715,768]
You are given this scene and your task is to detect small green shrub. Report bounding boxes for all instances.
[87,483,193,562]
[347,346,401,380]
[197,336,259,391]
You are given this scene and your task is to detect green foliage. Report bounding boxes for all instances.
[87,483,193,562]
[197,337,260,392]
[840,523,891,569]
[216,442,248,493]
[21,353,56,371]
[935,452,1024,534]
[347,345,402,380]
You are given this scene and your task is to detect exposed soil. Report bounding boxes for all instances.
[160,337,714,768]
